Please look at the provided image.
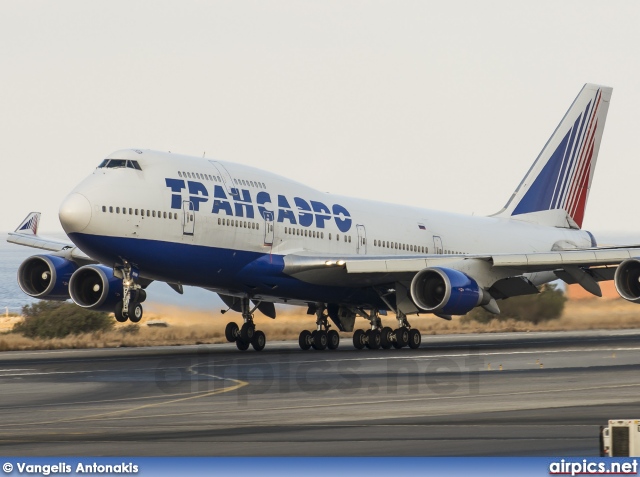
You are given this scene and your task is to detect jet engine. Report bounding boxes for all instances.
[69,265,123,311]
[409,267,485,315]
[614,258,640,303]
[17,255,78,300]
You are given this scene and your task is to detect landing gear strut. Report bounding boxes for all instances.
[298,304,339,351]
[224,297,266,351]
[114,262,146,323]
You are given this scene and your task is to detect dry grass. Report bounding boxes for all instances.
[0,298,639,352]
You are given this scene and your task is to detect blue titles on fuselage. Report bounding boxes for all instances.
[165,178,352,232]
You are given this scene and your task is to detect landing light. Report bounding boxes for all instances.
[325,261,334,266]
[336,260,346,266]
[92,284,100,292]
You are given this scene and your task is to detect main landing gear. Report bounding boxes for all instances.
[224,297,266,351]
[298,305,340,351]
[352,310,421,350]
[114,262,146,323]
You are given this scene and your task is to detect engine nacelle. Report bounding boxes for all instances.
[614,258,640,303]
[410,267,484,315]
[17,255,78,300]
[69,265,122,311]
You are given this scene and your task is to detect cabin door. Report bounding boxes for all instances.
[182,200,195,236]
[209,160,239,197]
[263,211,274,245]
[356,225,367,254]
[433,235,443,254]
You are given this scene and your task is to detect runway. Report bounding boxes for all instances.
[0,329,639,456]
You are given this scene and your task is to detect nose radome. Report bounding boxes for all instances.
[59,193,92,234]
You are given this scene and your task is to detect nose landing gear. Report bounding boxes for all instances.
[114,262,146,323]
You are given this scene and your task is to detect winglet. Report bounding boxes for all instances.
[14,212,41,235]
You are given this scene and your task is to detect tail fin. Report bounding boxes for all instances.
[14,212,41,235]
[493,84,612,229]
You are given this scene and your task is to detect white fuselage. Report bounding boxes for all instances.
[60,149,593,306]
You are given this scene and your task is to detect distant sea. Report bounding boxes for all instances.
[0,232,221,315]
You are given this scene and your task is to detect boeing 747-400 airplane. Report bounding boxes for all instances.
[10,83,640,351]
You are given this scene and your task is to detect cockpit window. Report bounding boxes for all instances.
[98,159,142,170]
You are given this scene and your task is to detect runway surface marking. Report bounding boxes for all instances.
[206,346,640,368]
[0,363,248,429]
[2,378,638,430]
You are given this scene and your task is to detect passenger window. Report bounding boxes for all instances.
[348,236,351,243]
[337,234,339,241]
[163,212,167,219]
[329,233,332,240]
[109,206,113,213]
[256,223,259,230]
[102,206,106,212]
[116,207,120,214]
[152,211,156,217]
[135,209,138,215]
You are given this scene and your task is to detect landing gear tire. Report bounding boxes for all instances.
[327,330,340,350]
[225,322,239,342]
[367,329,381,349]
[251,330,266,351]
[299,330,312,350]
[135,289,147,303]
[114,302,128,323]
[408,329,421,349]
[395,327,409,348]
[380,327,393,349]
[353,329,366,350]
[129,303,143,323]
[236,339,250,351]
[312,330,328,350]
[240,322,255,342]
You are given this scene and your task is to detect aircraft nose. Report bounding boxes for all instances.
[59,193,92,234]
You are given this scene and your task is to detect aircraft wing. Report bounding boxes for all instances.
[6,212,93,264]
[282,246,640,298]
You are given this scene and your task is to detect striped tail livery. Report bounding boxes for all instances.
[494,83,612,229]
